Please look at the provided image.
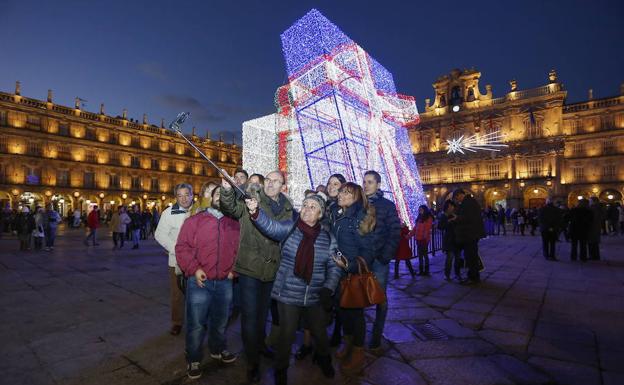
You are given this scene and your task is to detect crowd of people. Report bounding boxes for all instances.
[150,168,492,385]
[1,170,621,385]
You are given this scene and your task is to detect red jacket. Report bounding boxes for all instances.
[413,217,433,246]
[87,210,100,229]
[175,209,240,279]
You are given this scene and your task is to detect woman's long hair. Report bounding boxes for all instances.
[339,182,376,235]
[416,204,432,223]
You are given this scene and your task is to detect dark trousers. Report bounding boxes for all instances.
[85,228,97,245]
[45,226,57,248]
[496,221,506,235]
[239,274,273,367]
[417,243,429,273]
[33,236,43,250]
[541,230,557,259]
[275,302,329,370]
[113,232,125,248]
[444,249,461,278]
[570,238,588,261]
[459,240,480,281]
[588,242,600,260]
[370,260,389,347]
[340,307,366,347]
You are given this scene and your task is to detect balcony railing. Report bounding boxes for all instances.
[517,170,551,179]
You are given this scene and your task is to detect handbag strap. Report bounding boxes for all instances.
[356,256,370,274]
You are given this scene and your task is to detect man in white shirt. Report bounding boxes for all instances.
[155,183,194,335]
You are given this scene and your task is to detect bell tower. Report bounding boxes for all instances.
[426,68,492,114]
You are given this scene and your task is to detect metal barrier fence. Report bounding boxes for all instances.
[408,222,443,258]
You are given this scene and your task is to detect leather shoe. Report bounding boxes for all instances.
[169,325,182,336]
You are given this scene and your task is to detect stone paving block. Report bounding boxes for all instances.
[451,300,496,313]
[478,329,530,355]
[429,318,476,338]
[487,354,552,385]
[534,320,595,346]
[528,356,601,385]
[421,294,458,308]
[410,356,515,385]
[386,306,444,322]
[364,357,427,385]
[491,304,540,319]
[599,347,624,373]
[382,321,419,343]
[528,337,598,365]
[395,339,497,361]
[603,371,624,385]
[443,309,486,329]
[483,314,535,334]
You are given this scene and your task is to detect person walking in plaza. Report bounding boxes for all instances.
[110,206,131,250]
[150,206,160,237]
[438,200,462,281]
[518,208,527,236]
[33,206,45,251]
[618,202,624,236]
[44,204,61,251]
[538,199,562,261]
[569,198,592,261]
[588,197,603,260]
[220,170,294,384]
[496,204,507,235]
[452,189,486,285]
[72,208,81,228]
[176,186,240,380]
[155,183,195,336]
[16,206,35,251]
[128,205,143,249]
[84,205,100,246]
[245,193,341,385]
[414,204,433,276]
[331,182,377,374]
[362,170,400,351]
[140,208,152,240]
[394,223,416,279]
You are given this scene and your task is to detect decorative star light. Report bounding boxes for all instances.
[446,131,509,154]
[243,9,426,227]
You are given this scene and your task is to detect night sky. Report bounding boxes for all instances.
[1,0,622,143]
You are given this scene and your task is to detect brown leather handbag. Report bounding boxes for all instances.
[339,257,386,308]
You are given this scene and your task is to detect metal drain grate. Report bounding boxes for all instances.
[408,322,449,341]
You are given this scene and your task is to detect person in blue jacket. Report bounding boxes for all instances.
[329,182,377,374]
[245,193,342,385]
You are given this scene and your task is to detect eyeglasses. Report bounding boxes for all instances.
[265,178,282,185]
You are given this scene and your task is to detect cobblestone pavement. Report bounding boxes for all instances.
[1,226,623,385]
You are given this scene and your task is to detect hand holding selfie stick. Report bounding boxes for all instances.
[167,112,250,199]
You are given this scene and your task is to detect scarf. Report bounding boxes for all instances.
[294,219,321,284]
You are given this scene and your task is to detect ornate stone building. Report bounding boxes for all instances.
[409,69,624,209]
[0,82,241,215]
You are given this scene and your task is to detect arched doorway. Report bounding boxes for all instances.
[18,191,44,211]
[0,191,12,210]
[524,186,548,208]
[50,193,71,217]
[567,189,592,208]
[484,188,508,210]
[599,189,622,204]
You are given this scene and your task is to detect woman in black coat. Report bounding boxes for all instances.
[330,182,377,374]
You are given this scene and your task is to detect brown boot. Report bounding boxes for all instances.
[334,335,353,361]
[341,346,365,374]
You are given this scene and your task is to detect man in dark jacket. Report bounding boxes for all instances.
[588,197,603,260]
[569,198,592,261]
[363,170,401,350]
[538,199,562,260]
[452,189,485,284]
[220,170,294,383]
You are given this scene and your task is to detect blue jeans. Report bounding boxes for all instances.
[238,273,273,366]
[370,259,389,347]
[45,226,57,247]
[185,277,233,363]
[132,229,140,247]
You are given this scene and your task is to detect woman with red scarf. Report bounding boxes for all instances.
[245,194,342,385]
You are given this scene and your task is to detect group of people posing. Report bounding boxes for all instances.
[1,203,61,251]
[153,168,485,385]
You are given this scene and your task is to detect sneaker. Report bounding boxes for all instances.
[210,350,237,363]
[187,362,201,379]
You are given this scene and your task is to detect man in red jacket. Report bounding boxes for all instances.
[84,205,100,246]
[175,187,240,380]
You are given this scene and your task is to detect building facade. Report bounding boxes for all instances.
[0,82,241,215]
[409,69,624,209]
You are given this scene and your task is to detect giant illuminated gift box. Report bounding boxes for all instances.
[243,9,425,227]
